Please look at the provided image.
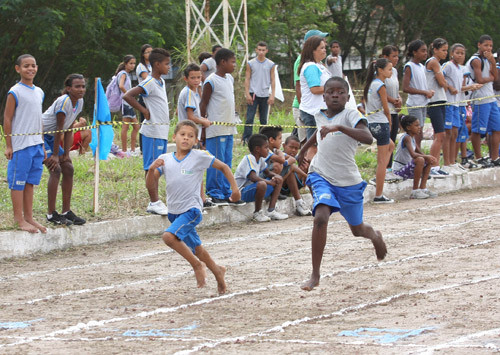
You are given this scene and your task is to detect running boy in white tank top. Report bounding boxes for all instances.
[298,77,387,291]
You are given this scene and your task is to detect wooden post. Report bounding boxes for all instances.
[93,78,100,214]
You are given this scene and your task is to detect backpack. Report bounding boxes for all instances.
[105,71,130,112]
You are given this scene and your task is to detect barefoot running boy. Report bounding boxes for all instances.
[146,121,239,294]
[123,48,171,216]
[234,134,289,222]
[298,77,387,291]
[3,54,46,234]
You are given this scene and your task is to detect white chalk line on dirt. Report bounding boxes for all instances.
[416,327,500,354]
[5,209,500,307]
[2,194,498,283]
[2,228,499,348]
[4,247,310,306]
[175,274,500,354]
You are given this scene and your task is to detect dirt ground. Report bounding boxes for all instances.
[1,187,500,354]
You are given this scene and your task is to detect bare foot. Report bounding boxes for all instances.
[26,219,47,233]
[371,230,387,260]
[193,262,207,288]
[17,220,38,234]
[214,265,226,294]
[301,275,320,291]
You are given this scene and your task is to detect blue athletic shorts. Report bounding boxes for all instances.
[44,134,64,158]
[165,208,203,254]
[445,105,460,129]
[306,172,366,226]
[368,122,390,146]
[142,136,167,170]
[7,144,44,191]
[456,107,469,143]
[240,181,274,202]
[122,103,136,119]
[471,102,500,134]
[427,102,446,133]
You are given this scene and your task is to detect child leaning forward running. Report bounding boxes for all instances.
[393,115,438,199]
[146,121,240,294]
[298,77,387,291]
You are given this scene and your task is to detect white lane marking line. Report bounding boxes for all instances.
[416,327,500,354]
[2,194,498,282]
[7,210,499,306]
[175,274,500,354]
[2,233,499,349]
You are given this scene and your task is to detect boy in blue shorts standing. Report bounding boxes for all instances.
[200,48,242,206]
[146,121,240,294]
[3,54,46,233]
[298,77,387,291]
[466,35,500,167]
[234,134,288,222]
[123,48,171,215]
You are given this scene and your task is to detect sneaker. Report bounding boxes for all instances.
[422,188,438,198]
[373,195,394,204]
[441,166,458,176]
[211,197,229,206]
[410,190,429,199]
[47,211,73,226]
[461,159,480,170]
[253,210,271,222]
[385,171,403,182]
[130,150,141,157]
[267,209,289,220]
[437,168,450,176]
[476,157,494,168]
[430,169,446,179]
[296,200,312,216]
[203,198,217,209]
[146,200,168,215]
[226,198,246,206]
[492,158,500,167]
[369,177,377,185]
[450,163,466,174]
[63,210,86,225]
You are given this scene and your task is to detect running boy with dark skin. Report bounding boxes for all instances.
[299,78,387,291]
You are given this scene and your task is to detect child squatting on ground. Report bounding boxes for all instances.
[234,134,289,222]
[3,54,47,234]
[298,77,387,291]
[146,121,239,294]
[393,115,438,199]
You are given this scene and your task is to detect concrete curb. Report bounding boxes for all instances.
[1,168,499,259]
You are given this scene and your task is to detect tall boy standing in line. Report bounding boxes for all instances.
[3,54,47,233]
[298,77,387,291]
[466,35,500,166]
[242,41,276,144]
[123,48,171,215]
[200,48,243,206]
[146,121,239,294]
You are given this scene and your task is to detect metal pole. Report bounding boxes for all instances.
[186,0,191,62]
[223,0,229,47]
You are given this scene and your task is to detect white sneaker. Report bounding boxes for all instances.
[130,150,141,157]
[146,200,168,215]
[253,210,271,222]
[267,209,289,220]
[296,200,312,216]
[451,163,466,174]
[422,188,438,198]
[440,165,456,175]
[410,190,429,199]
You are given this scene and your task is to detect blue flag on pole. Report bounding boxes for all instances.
[90,78,114,160]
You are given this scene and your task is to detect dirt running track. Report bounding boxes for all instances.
[1,187,500,354]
